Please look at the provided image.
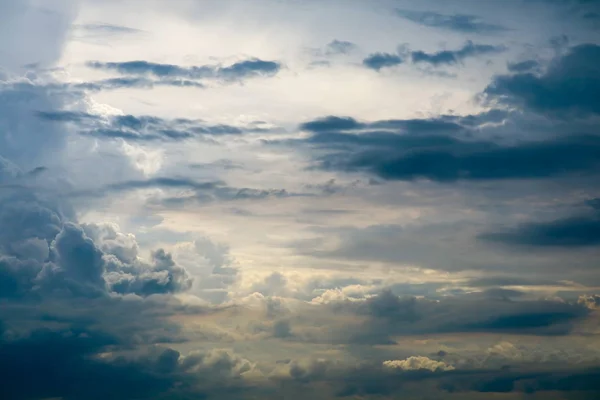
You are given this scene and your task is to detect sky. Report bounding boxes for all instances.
[1,0,600,399]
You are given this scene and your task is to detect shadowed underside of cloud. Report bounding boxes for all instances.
[298,45,600,182]
[76,76,206,91]
[363,41,505,71]
[69,176,299,207]
[87,58,281,82]
[485,43,600,116]
[362,52,404,71]
[36,110,272,142]
[77,23,144,35]
[480,201,600,247]
[335,291,590,343]
[299,114,469,134]
[411,41,506,66]
[507,59,541,73]
[296,119,600,181]
[396,9,507,33]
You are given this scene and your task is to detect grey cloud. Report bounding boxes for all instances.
[325,291,590,344]
[87,57,281,82]
[0,79,78,169]
[396,9,507,33]
[36,111,265,143]
[0,0,77,71]
[294,113,600,182]
[485,43,600,117]
[104,249,193,296]
[77,23,143,35]
[0,196,193,300]
[0,328,258,400]
[465,276,570,288]
[480,200,600,248]
[362,52,403,71]
[507,59,541,73]
[72,176,298,207]
[104,177,223,192]
[299,114,465,134]
[325,39,358,55]
[75,76,206,91]
[411,41,506,66]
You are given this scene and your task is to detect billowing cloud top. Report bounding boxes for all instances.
[2,0,600,399]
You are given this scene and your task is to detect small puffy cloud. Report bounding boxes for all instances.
[383,356,455,371]
[362,52,403,71]
[578,294,600,309]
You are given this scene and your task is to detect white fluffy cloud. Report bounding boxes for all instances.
[383,356,455,372]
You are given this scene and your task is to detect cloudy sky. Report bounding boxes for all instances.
[1,0,600,398]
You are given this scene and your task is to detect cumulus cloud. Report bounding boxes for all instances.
[362,52,404,71]
[383,356,455,371]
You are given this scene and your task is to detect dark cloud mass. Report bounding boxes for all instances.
[480,200,600,247]
[295,119,600,182]
[485,44,600,116]
[296,44,600,183]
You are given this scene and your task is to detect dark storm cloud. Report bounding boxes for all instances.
[0,327,259,400]
[87,58,281,81]
[296,122,600,182]
[362,52,404,70]
[0,329,170,400]
[485,43,600,116]
[396,9,508,33]
[480,199,600,248]
[410,41,506,66]
[438,367,600,394]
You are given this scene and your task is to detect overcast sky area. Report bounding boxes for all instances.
[1,0,600,398]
